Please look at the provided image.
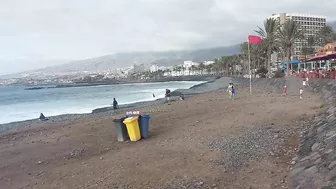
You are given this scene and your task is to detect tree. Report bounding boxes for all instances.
[301,35,316,57]
[318,25,336,46]
[220,56,230,75]
[190,65,197,75]
[198,62,205,75]
[255,18,280,75]
[278,20,303,75]
[206,64,212,74]
[213,59,221,75]
[164,68,171,76]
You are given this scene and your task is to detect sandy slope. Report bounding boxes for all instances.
[0,84,321,189]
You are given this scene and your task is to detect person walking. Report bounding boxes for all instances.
[231,86,235,100]
[282,85,287,96]
[299,88,303,100]
[227,83,233,99]
[165,89,171,104]
[113,98,119,110]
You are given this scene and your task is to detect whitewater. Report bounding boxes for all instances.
[0,81,204,124]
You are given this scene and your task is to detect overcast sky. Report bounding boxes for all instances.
[1,0,336,75]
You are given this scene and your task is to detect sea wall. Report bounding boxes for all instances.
[291,79,336,189]
[233,77,286,90]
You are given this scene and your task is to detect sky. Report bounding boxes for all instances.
[1,0,336,75]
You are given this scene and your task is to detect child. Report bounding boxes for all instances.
[227,83,233,99]
[231,86,235,100]
[282,85,287,96]
[299,88,303,99]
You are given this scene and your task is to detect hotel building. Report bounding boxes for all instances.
[268,13,327,56]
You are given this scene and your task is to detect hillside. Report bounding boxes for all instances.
[36,45,240,74]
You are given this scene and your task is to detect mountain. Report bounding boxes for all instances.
[36,45,240,74]
[329,21,336,31]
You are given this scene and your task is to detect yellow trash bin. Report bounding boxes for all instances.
[123,117,141,142]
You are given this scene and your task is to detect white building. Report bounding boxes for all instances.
[183,61,200,71]
[129,64,145,73]
[203,61,215,65]
[268,13,327,55]
[150,64,159,72]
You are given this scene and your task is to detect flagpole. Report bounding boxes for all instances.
[247,41,252,95]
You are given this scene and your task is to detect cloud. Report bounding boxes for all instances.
[0,0,336,74]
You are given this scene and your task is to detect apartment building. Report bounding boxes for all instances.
[268,13,327,56]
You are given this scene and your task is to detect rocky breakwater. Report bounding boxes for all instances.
[233,77,285,90]
[291,79,336,189]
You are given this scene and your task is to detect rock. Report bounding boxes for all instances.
[100,157,104,160]
[314,158,322,164]
[197,182,204,186]
[327,167,336,180]
[325,149,333,154]
[326,130,336,138]
[328,161,336,170]
[291,166,305,177]
[311,143,321,151]
[305,166,318,175]
[37,161,43,164]
[69,148,85,158]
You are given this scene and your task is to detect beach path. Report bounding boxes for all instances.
[0,84,321,189]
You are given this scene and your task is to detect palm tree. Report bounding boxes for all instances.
[213,59,221,75]
[164,68,171,76]
[318,25,335,46]
[301,35,316,58]
[198,62,205,75]
[220,56,230,75]
[255,18,280,75]
[190,65,197,75]
[206,64,212,74]
[278,20,303,75]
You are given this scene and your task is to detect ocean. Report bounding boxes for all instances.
[0,81,204,124]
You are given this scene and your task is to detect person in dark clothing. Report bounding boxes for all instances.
[153,93,155,98]
[113,98,119,110]
[180,94,185,100]
[231,86,235,100]
[39,113,48,121]
[165,89,171,104]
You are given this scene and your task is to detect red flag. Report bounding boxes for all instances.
[248,35,262,44]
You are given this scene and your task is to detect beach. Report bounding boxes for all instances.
[0,77,323,189]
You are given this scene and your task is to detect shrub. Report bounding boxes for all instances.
[256,67,268,78]
[273,70,285,78]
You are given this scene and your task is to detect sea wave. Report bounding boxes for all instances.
[0,81,202,124]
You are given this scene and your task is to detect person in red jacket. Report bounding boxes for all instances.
[282,85,287,96]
